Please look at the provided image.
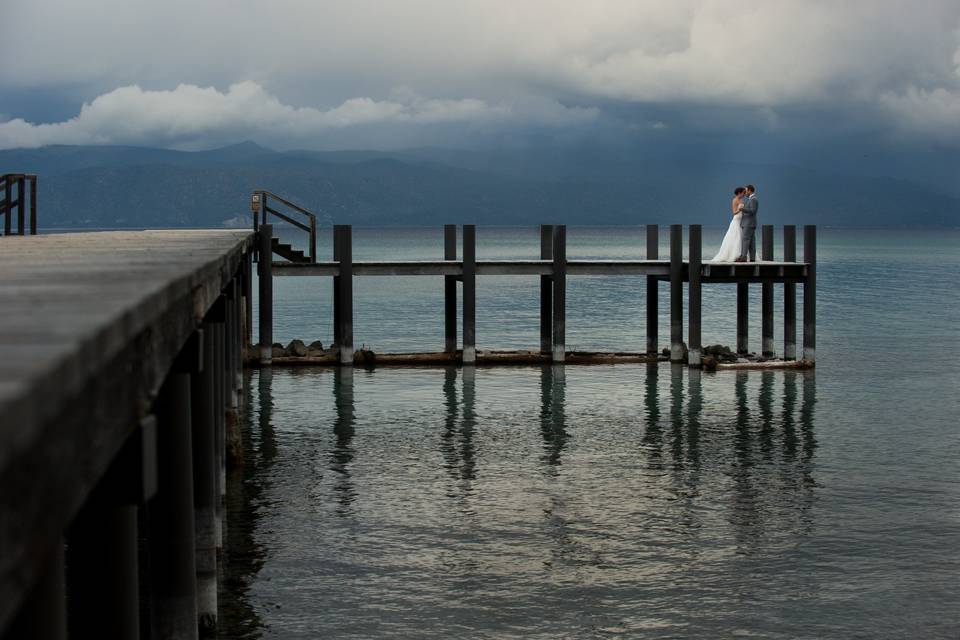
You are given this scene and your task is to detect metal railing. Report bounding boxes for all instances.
[0,173,38,235]
[251,190,318,263]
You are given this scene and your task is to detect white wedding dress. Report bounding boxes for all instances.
[710,213,743,262]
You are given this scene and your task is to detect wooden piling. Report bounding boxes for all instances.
[66,418,155,640]
[16,177,25,236]
[462,225,476,364]
[687,225,702,366]
[646,225,659,355]
[191,327,218,636]
[335,225,354,365]
[540,225,554,355]
[783,226,797,360]
[444,224,457,353]
[803,225,816,362]
[148,364,198,640]
[551,225,567,363]
[242,253,253,350]
[257,224,273,365]
[3,178,10,235]
[29,176,37,235]
[6,545,66,640]
[762,225,775,357]
[670,224,683,363]
[737,283,749,355]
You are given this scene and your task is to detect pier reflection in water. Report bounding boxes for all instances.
[220,365,823,638]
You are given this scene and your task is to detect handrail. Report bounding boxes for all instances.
[1,173,38,236]
[252,190,318,263]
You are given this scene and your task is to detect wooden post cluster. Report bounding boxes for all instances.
[761,225,775,357]
[669,224,684,363]
[333,225,354,365]
[803,225,816,362]
[444,225,458,353]
[462,225,477,364]
[646,225,659,355]
[257,224,273,364]
[540,225,553,354]
[0,174,37,236]
[783,226,797,360]
[687,225,702,366]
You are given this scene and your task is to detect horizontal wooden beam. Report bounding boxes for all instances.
[272,259,808,281]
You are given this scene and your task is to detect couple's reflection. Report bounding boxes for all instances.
[640,366,818,545]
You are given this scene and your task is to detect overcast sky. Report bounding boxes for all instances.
[1,0,959,162]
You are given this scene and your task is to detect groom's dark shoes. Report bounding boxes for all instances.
[735,256,747,262]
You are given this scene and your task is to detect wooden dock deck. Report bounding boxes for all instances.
[0,230,254,639]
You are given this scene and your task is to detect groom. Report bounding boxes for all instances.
[737,184,759,262]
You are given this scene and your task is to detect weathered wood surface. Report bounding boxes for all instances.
[0,230,253,633]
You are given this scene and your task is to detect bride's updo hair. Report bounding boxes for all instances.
[734,187,746,196]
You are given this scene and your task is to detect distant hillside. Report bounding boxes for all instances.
[1,143,956,228]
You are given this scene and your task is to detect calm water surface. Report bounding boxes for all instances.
[221,228,960,638]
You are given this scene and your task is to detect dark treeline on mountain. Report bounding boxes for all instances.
[1,142,956,228]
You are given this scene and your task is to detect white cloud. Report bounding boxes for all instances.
[0,82,597,149]
[1,0,960,145]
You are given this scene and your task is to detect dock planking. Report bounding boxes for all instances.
[0,230,253,635]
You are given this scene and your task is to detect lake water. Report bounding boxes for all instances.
[220,227,960,638]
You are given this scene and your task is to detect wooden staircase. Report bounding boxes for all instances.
[252,190,319,263]
[271,238,310,263]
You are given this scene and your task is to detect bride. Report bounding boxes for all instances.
[710,187,745,262]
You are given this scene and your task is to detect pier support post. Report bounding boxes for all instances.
[444,225,458,353]
[211,316,226,549]
[16,177,25,235]
[191,327,218,636]
[688,225,702,366]
[803,225,816,363]
[148,349,199,640]
[334,225,354,365]
[462,225,476,364]
[646,225,659,355]
[29,176,38,235]
[540,225,554,355]
[257,224,273,365]
[736,282,749,355]
[669,224,683,363]
[761,225,774,357]
[5,544,66,640]
[66,418,156,640]
[551,225,567,363]
[242,252,253,351]
[783,226,797,360]
[3,178,10,235]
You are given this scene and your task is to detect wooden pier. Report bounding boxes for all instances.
[253,210,816,368]
[0,230,254,639]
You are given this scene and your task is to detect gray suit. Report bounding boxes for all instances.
[739,194,758,261]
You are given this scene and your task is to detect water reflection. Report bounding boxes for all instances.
[539,365,569,470]
[218,370,272,639]
[641,363,663,468]
[441,367,477,495]
[330,367,356,516]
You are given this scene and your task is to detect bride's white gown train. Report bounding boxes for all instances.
[711,214,743,262]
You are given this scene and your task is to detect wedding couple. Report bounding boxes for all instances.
[711,184,759,262]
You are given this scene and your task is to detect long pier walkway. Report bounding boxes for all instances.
[0,230,254,639]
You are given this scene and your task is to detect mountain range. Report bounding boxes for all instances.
[1,142,957,228]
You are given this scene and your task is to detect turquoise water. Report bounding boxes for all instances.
[223,228,960,638]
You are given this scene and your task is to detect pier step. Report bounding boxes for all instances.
[271,238,310,263]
